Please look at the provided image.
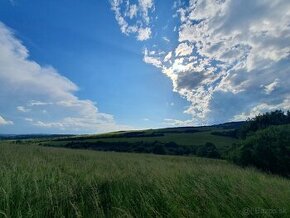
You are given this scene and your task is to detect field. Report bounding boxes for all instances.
[0,141,289,217]
[36,122,242,156]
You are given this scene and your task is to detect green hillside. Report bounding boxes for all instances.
[0,141,289,217]
[37,122,242,155]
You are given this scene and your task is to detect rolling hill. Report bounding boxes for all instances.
[30,121,244,156]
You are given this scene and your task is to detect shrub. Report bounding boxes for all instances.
[153,143,167,155]
[196,142,220,159]
[229,125,290,176]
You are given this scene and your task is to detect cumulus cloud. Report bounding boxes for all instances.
[0,22,130,133]
[110,0,154,41]
[139,0,290,125]
[0,115,13,125]
[175,42,193,57]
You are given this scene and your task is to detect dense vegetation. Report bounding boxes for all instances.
[52,140,196,156]
[40,140,223,158]
[196,142,221,159]
[228,125,290,176]
[238,110,290,139]
[226,110,290,177]
[0,142,289,217]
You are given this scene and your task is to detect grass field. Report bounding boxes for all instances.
[76,131,237,148]
[41,124,241,155]
[0,141,289,217]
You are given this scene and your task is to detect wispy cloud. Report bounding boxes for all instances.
[110,0,155,41]
[263,79,280,95]
[162,37,170,43]
[0,115,13,125]
[17,106,30,113]
[163,118,193,127]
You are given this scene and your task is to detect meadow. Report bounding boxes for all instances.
[41,123,241,156]
[0,141,289,218]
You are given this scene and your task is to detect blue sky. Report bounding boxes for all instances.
[0,0,290,134]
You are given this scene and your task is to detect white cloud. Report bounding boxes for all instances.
[233,98,290,121]
[29,100,52,106]
[139,0,290,125]
[175,42,193,57]
[163,118,193,127]
[263,79,280,95]
[0,22,130,133]
[164,51,172,62]
[162,36,170,43]
[137,27,151,41]
[17,106,30,113]
[109,0,290,125]
[139,0,153,23]
[110,0,154,41]
[143,48,162,68]
[139,0,153,11]
[24,118,33,122]
[128,4,138,18]
[0,115,13,125]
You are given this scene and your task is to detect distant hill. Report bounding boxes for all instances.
[0,134,75,140]
[8,121,244,158]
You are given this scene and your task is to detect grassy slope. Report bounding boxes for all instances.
[45,125,239,153]
[0,142,289,217]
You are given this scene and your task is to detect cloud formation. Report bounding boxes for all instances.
[142,0,290,124]
[0,22,130,133]
[0,115,13,125]
[110,0,154,41]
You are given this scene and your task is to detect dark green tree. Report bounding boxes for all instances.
[197,142,220,158]
[229,125,290,176]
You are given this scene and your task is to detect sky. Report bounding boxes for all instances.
[0,0,289,134]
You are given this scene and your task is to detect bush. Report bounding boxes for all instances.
[196,142,220,159]
[238,110,290,138]
[153,143,167,155]
[229,125,290,176]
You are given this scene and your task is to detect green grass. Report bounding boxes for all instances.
[44,126,239,154]
[0,141,289,217]
[81,131,236,147]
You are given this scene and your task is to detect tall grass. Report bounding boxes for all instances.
[0,142,289,217]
